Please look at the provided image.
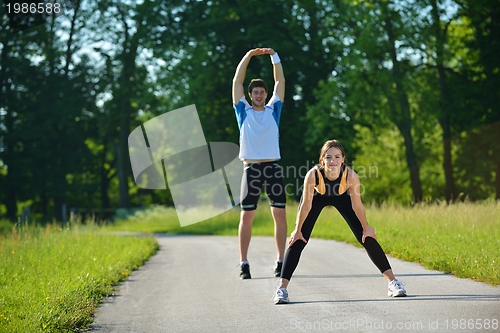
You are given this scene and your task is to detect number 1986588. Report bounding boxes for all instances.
[6,2,62,14]
[445,319,498,330]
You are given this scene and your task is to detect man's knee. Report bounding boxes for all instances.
[240,210,256,225]
[271,207,286,223]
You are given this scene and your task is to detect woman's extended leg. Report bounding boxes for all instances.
[335,200,406,296]
[280,200,324,284]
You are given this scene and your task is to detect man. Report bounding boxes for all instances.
[232,48,287,279]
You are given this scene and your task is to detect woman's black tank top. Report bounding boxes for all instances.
[314,167,349,197]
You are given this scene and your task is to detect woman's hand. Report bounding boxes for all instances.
[288,229,307,247]
[362,225,376,243]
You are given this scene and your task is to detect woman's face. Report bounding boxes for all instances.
[322,147,344,172]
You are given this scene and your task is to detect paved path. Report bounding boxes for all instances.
[90,235,500,333]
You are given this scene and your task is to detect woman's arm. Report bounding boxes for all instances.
[347,169,376,243]
[288,168,316,247]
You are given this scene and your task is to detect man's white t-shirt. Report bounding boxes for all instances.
[233,93,283,160]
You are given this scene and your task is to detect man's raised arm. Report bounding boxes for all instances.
[232,48,268,105]
[232,50,252,105]
[269,49,285,101]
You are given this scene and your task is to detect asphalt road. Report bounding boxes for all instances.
[90,235,500,333]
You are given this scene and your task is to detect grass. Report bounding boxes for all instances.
[364,201,500,285]
[0,221,158,333]
[0,220,13,235]
[107,200,500,286]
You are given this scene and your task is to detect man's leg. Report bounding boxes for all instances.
[265,162,287,276]
[271,207,287,261]
[239,209,256,262]
[238,163,261,279]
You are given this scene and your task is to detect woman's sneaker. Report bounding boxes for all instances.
[388,279,407,297]
[273,287,290,304]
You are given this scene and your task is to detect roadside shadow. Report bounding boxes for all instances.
[245,272,453,281]
[289,294,500,305]
[292,272,450,279]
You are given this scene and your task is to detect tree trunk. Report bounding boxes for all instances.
[116,139,130,208]
[398,120,423,203]
[383,4,423,203]
[64,0,81,75]
[41,179,48,220]
[54,195,65,222]
[114,9,140,209]
[100,140,112,210]
[441,122,455,201]
[431,0,457,203]
[386,96,423,203]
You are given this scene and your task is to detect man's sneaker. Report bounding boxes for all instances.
[273,287,290,304]
[388,279,407,297]
[274,261,283,277]
[240,262,251,279]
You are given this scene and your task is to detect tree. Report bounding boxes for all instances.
[460,0,500,199]
[441,0,500,200]
[158,0,343,199]
[310,0,425,202]
[428,0,458,202]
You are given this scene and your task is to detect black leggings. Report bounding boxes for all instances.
[281,195,391,280]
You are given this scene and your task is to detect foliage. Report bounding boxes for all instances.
[1,0,499,221]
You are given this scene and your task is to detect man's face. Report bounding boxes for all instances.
[249,87,267,108]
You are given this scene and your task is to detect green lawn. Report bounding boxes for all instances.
[107,200,500,286]
[0,222,158,333]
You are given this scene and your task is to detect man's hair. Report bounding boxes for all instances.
[248,79,268,94]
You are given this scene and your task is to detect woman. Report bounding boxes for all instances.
[274,139,406,304]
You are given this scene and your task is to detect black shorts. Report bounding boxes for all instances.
[240,162,286,211]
